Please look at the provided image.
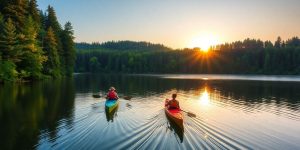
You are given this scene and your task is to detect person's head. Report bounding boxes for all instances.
[109,87,116,91]
[172,93,177,99]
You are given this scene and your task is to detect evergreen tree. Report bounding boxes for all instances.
[0,18,22,62]
[0,13,4,60]
[0,16,19,81]
[17,16,46,79]
[0,1,75,81]
[38,11,47,48]
[264,41,273,48]
[0,12,4,38]
[3,0,28,32]
[43,27,60,78]
[274,36,282,48]
[28,0,40,26]
[45,6,64,74]
[45,6,61,32]
[61,22,76,76]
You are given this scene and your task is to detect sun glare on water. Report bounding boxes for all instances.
[188,33,221,52]
[199,88,210,106]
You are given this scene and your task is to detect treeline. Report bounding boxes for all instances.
[75,37,300,75]
[76,41,172,51]
[211,37,300,51]
[0,0,76,82]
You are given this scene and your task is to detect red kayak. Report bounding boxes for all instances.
[165,99,183,128]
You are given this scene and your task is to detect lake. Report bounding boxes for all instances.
[1,74,300,149]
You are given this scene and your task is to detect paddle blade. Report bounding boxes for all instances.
[187,112,196,117]
[123,96,132,100]
[92,94,101,98]
[181,109,196,117]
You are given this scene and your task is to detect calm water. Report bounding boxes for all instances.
[1,74,300,149]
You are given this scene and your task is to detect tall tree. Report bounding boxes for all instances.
[38,11,47,48]
[45,6,64,74]
[0,13,4,59]
[0,16,20,81]
[43,27,60,78]
[61,22,76,76]
[274,36,282,48]
[3,0,28,32]
[45,6,61,32]
[0,18,22,62]
[264,40,273,48]
[28,0,40,26]
[17,16,46,79]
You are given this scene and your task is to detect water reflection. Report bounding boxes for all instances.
[166,116,184,143]
[0,79,75,150]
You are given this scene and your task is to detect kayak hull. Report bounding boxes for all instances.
[105,104,119,122]
[165,99,183,129]
[105,99,119,113]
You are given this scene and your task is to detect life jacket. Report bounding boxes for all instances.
[107,91,117,100]
[168,99,179,109]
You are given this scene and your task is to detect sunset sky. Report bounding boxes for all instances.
[38,0,300,49]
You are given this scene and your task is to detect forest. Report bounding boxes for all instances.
[75,37,300,75]
[0,0,76,82]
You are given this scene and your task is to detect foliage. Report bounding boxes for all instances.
[0,18,22,63]
[75,37,300,75]
[0,1,76,82]
[76,41,173,51]
[17,16,46,80]
[0,60,18,82]
[61,22,76,76]
[43,27,60,78]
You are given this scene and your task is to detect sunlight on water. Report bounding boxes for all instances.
[199,87,211,107]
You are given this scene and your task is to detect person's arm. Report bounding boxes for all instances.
[116,93,119,99]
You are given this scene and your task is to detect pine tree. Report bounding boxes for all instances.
[17,16,46,79]
[0,13,4,59]
[1,1,76,81]
[61,22,76,76]
[45,6,61,32]
[0,18,22,62]
[28,0,40,26]
[43,27,61,78]
[274,36,282,48]
[3,0,28,32]
[38,11,47,48]
[46,6,64,74]
[0,16,19,81]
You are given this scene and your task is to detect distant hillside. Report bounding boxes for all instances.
[76,41,173,51]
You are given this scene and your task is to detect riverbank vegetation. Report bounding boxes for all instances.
[0,0,76,82]
[75,37,300,75]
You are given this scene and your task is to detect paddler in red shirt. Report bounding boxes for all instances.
[106,87,119,100]
[166,94,180,109]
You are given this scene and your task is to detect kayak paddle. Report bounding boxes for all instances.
[181,110,196,117]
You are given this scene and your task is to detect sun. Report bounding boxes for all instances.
[188,33,220,52]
